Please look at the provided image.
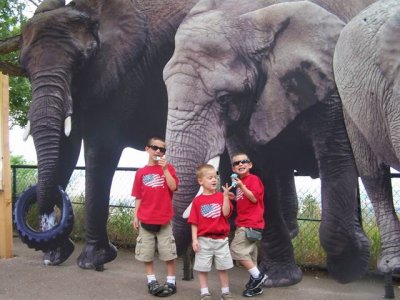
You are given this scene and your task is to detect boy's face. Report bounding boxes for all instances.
[198,169,218,193]
[231,154,252,177]
[146,139,166,161]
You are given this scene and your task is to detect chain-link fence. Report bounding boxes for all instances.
[11,165,400,270]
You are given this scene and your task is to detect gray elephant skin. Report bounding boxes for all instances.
[163,0,377,286]
[15,0,197,270]
[334,0,400,274]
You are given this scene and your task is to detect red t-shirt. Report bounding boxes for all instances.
[188,193,232,239]
[235,173,265,229]
[131,164,178,224]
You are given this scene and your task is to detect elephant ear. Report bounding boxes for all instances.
[377,8,400,95]
[239,1,345,144]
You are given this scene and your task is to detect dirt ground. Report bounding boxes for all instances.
[0,238,398,300]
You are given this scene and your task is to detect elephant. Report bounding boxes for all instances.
[14,0,198,270]
[333,0,400,274]
[163,0,377,287]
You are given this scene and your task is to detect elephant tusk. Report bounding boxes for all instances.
[22,121,31,142]
[64,116,71,137]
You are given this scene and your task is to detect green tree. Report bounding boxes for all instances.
[1,0,33,127]
[299,194,321,219]
[10,154,37,198]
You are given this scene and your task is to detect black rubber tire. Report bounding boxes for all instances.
[13,185,74,251]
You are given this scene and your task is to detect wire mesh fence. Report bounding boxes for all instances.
[11,165,400,271]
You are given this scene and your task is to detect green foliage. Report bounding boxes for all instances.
[11,154,37,199]
[1,0,32,127]
[298,194,321,219]
[11,154,27,165]
[9,75,31,127]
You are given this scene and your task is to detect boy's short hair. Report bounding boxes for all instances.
[231,152,250,161]
[147,137,165,146]
[196,164,216,179]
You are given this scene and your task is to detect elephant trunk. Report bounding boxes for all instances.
[13,70,75,252]
[167,134,205,255]
[29,70,72,216]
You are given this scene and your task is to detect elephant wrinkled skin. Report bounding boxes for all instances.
[334,0,400,274]
[16,0,197,269]
[164,0,375,286]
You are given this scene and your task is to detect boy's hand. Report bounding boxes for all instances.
[192,239,199,253]
[232,177,244,189]
[133,216,139,230]
[222,183,232,195]
[228,192,236,201]
[157,155,167,169]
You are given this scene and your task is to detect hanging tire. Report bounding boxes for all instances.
[13,185,74,251]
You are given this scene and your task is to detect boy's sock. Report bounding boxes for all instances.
[147,274,157,283]
[200,287,210,295]
[248,266,261,278]
[221,287,230,294]
[166,276,176,285]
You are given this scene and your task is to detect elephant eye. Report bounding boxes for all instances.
[217,94,233,107]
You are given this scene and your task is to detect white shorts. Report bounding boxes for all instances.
[193,237,234,272]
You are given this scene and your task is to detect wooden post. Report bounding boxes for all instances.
[0,73,13,258]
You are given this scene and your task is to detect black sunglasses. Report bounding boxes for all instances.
[148,144,166,153]
[232,159,251,167]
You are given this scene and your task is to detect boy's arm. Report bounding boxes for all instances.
[163,167,177,191]
[237,180,257,203]
[191,224,199,253]
[133,199,141,230]
[159,159,177,191]
[222,184,232,216]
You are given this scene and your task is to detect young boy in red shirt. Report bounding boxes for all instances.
[132,137,179,297]
[188,164,234,300]
[229,153,266,297]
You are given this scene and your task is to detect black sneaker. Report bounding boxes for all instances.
[159,282,177,297]
[246,273,267,290]
[148,280,164,296]
[243,287,263,297]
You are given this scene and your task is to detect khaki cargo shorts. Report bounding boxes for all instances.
[135,222,177,262]
[230,227,258,263]
[194,237,234,272]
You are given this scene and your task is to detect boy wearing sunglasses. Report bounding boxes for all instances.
[229,153,266,297]
[132,137,179,297]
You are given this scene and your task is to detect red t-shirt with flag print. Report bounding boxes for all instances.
[188,192,232,239]
[235,173,265,229]
[132,164,178,224]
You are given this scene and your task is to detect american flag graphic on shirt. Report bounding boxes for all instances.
[201,203,221,218]
[143,174,165,188]
[236,188,244,201]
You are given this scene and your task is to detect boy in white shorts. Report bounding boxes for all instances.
[188,164,234,300]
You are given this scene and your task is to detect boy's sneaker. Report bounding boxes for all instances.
[200,293,212,300]
[148,280,164,296]
[246,273,267,289]
[221,291,234,299]
[242,287,263,297]
[160,282,177,297]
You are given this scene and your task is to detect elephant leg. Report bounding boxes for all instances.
[315,100,370,283]
[259,171,302,287]
[42,123,83,266]
[76,136,122,271]
[277,171,299,239]
[345,115,400,273]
